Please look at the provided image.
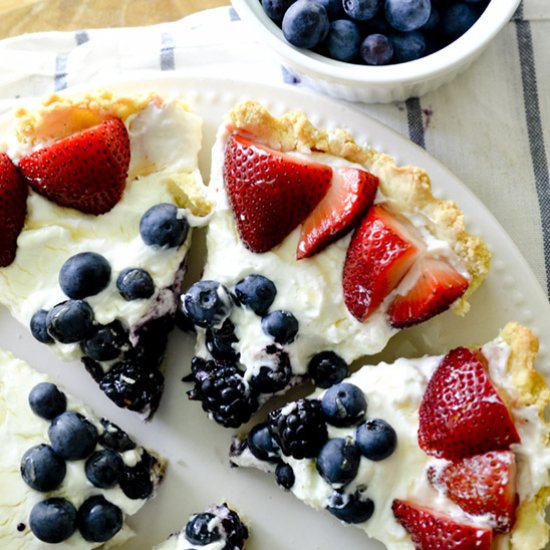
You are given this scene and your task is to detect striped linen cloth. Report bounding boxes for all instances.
[0,4,547,296]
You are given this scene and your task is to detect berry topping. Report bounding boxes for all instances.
[19,118,130,215]
[392,499,493,549]
[356,418,397,461]
[441,2,480,42]
[28,382,67,420]
[268,398,328,459]
[116,267,155,300]
[185,512,221,545]
[217,504,250,549]
[343,0,380,21]
[282,0,330,49]
[85,449,124,489]
[321,19,362,62]
[20,444,66,492]
[262,0,297,22]
[0,152,27,267]
[234,274,277,316]
[59,252,111,300]
[139,203,189,249]
[418,347,520,460]
[48,411,98,461]
[224,133,332,253]
[391,30,427,62]
[30,309,54,344]
[316,437,361,487]
[81,321,128,362]
[261,310,299,345]
[46,300,95,344]
[250,345,292,394]
[321,383,367,427]
[360,33,395,65]
[247,422,281,463]
[276,462,296,490]
[99,419,137,452]
[206,319,239,362]
[77,496,123,543]
[307,351,349,389]
[385,0,431,32]
[183,280,233,329]
[297,167,378,259]
[29,498,77,543]
[119,461,154,500]
[327,490,375,523]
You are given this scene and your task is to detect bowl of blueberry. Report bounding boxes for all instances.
[231,0,520,102]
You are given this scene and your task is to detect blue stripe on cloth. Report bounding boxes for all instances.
[75,31,90,45]
[229,7,240,20]
[54,54,68,91]
[160,32,175,71]
[405,97,425,149]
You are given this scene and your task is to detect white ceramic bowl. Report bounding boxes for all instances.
[231,0,521,103]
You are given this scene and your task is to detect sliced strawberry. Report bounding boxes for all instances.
[19,118,130,215]
[418,347,520,460]
[387,256,469,328]
[223,133,332,253]
[342,203,423,321]
[428,450,518,533]
[296,167,378,259]
[392,499,493,550]
[0,153,27,266]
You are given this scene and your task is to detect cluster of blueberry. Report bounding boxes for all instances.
[245,382,397,523]
[20,382,158,544]
[262,0,489,65]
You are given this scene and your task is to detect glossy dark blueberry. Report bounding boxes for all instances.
[360,33,394,64]
[28,382,67,420]
[139,203,189,249]
[249,346,292,394]
[390,30,426,62]
[183,280,232,329]
[327,490,375,523]
[385,0,431,31]
[20,444,66,492]
[321,383,367,427]
[119,462,154,499]
[316,438,361,486]
[261,310,299,345]
[261,0,297,22]
[356,418,398,461]
[30,309,54,344]
[282,0,329,49]
[307,351,349,389]
[343,0,380,20]
[185,513,221,545]
[81,321,127,362]
[247,422,280,463]
[275,462,295,490]
[29,498,77,543]
[234,274,277,316]
[59,252,111,300]
[440,2,480,41]
[48,411,98,461]
[175,299,196,334]
[206,319,239,362]
[116,268,155,301]
[77,496,123,543]
[46,300,95,344]
[99,419,137,452]
[85,449,124,489]
[322,19,362,62]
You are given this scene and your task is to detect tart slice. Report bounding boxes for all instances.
[0,347,165,548]
[230,323,550,549]
[0,91,212,418]
[183,100,490,427]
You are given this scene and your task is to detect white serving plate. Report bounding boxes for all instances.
[0,76,548,550]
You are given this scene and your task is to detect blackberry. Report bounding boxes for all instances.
[268,398,328,459]
[218,504,249,550]
[99,419,136,452]
[187,357,258,428]
[249,345,292,394]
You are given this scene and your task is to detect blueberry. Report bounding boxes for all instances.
[361,33,394,64]
[420,6,439,30]
[234,274,277,316]
[327,490,375,523]
[385,0,431,32]
[322,20,362,62]
[116,267,155,301]
[48,411,98,461]
[316,0,346,18]
[119,463,154,499]
[343,0,380,21]
[276,462,295,489]
[440,2,480,42]
[183,280,232,328]
[321,383,367,427]
[30,309,54,344]
[206,319,239,361]
[81,321,127,362]
[247,422,281,463]
[77,496,123,542]
[307,351,349,389]
[139,203,189,249]
[20,444,66,492]
[356,418,397,460]
[175,300,196,334]
[46,300,95,343]
[85,449,124,489]
[261,0,297,22]
[282,0,330,49]
[186,512,221,545]
[28,382,67,420]
[29,498,77,543]
[250,346,292,393]
[390,30,426,62]
[59,252,111,300]
[316,437,361,486]
[99,419,136,452]
[261,310,299,345]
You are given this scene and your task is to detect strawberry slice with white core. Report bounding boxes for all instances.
[418,347,520,460]
[223,133,333,253]
[428,450,518,533]
[296,166,379,259]
[392,499,493,550]
[387,256,469,328]
[342,203,424,321]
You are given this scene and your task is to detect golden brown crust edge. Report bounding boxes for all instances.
[227,100,491,315]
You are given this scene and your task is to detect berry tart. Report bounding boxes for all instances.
[0,346,166,548]
[183,100,491,427]
[0,91,211,418]
[230,323,550,550]
[154,503,249,550]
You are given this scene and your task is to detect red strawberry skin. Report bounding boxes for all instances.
[418,347,520,460]
[392,499,493,550]
[342,204,423,321]
[296,166,378,259]
[428,450,518,533]
[19,118,130,215]
[223,133,332,253]
[0,152,28,267]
